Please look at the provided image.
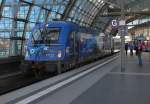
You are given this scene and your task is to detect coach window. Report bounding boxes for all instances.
[70,32,76,54]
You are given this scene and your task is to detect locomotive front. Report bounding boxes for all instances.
[25,24,65,62]
[21,23,67,75]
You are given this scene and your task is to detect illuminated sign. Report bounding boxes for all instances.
[111,20,118,27]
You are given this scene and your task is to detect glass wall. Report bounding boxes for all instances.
[0,0,70,57]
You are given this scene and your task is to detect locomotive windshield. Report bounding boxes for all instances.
[32,28,60,44]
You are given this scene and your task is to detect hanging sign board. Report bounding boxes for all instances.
[119,20,125,26]
[111,20,119,28]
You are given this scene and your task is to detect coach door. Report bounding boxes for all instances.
[73,32,78,60]
[70,32,78,60]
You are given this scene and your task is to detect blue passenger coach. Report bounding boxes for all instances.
[23,21,101,74]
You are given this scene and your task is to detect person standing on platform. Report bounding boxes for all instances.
[125,43,128,56]
[137,40,143,66]
[134,41,138,56]
[129,42,134,56]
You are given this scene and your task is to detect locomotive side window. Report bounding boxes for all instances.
[46,28,60,43]
[69,32,75,54]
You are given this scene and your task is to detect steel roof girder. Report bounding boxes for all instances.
[62,0,76,20]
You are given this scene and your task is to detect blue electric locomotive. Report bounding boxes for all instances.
[23,21,100,75]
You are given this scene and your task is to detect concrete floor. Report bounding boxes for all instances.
[71,74,150,104]
[71,52,150,104]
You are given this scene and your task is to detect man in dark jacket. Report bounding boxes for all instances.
[125,43,128,56]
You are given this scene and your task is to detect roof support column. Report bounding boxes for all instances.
[119,0,126,71]
[9,0,19,56]
[0,0,6,19]
[20,0,35,55]
[36,0,47,23]
[62,0,76,20]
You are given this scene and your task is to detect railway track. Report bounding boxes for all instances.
[0,71,22,80]
[0,52,119,95]
[0,72,54,95]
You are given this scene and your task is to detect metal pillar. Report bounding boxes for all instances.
[20,0,34,56]
[120,0,126,71]
[0,0,6,19]
[9,1,18,56]
[61,0,76,20]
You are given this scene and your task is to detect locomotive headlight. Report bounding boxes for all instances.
[57,50,62,58]
[30,49,35,54]
[44,47,49,51]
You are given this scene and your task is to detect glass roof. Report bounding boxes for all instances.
[67,0,104,27]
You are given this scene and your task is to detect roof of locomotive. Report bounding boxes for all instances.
[34,21,97,34]
[47,21,96,34]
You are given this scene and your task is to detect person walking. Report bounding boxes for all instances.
[137,40,143,66]
[125,43,128,56]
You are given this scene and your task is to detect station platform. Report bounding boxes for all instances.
[0,52,150,104]
[72,52,150,104]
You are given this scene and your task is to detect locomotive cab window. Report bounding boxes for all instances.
[32,28,43,44]
[32,28,60,44]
